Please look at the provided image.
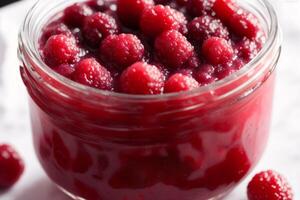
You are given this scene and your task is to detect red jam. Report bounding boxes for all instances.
[19,0,278,199]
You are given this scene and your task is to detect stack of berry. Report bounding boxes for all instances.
[40,0,265,95]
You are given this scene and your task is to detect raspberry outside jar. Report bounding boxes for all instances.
[18,0,281,199]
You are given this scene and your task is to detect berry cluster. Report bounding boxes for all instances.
[40,0,265,94]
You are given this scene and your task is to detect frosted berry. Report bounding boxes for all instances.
[202,37,234,65]
[53,64,76,78]
[235,38,259,62]
[164,73,199,93]
[214,64,235,80]
[41,23,72,44]
[195,64,216,85]
[0,144,24,188]
[247,170,293,200]
[117,0,154,28]
[140,5,187,38]
[83,12,119,46]
[43,34,79,66]
[187,0,214,16]
[183,54,201,69]
[63,3,93,27]
[229,11,259,39]
[188,15,229,43]
[99,34,145,69]
[73,58,113,90]
[155,30,194,68]
[120,62,164,94]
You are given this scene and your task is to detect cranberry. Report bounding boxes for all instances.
[212,0,238,23]
[188,15,229,43]
[120,62,164,94]
[0,144,24,188]
[117,0,154,28]
[82,12,119,46]
[235,38,260,62]
[214,64,235,80]
[195,64,216,85]
[202,37,234,65]
[73,58,113,90]
[41,23,72,45]
[140,5,187,38]
[183,54,201,69]
[63,3,93,27]
[187,0,214,16]
[43,34,79,67]
[247,170,294,200]
[165,73,199,93]
[53,64,76,78]
[230,59,244,70]
[229,11,259,39]
[99,34,145,69]
[155,30,194,68]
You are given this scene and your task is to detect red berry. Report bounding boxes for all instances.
[202,37,234,65]
[187,0,214,16]
[120,62,164,94]
[43,34,79,67]
[53,64,76,78]
[183,54,201,69]
[117,0,154,28]
[229,11,259,39]
[140,5,187,38]
[83,12,119,46]
[155,30,194,68]
[63,3,93,27]
[164,73,199,93]
[214,64,235,80]
[235,38,260,62]
[99,34,145,69]
[177,69,193,76]
[0,144,24,188]
[212,0,238,23]
[247,170,294,200]
[188,15,229,43]
[230,59,244,70]
[41,23,72,45]
[73,58,113,90]
[195,64,216,85]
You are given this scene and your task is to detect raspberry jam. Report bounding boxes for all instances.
[19,0,281,199]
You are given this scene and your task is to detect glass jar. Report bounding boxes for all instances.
[18,0,281,199]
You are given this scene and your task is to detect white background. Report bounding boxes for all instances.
[0,0,300,199]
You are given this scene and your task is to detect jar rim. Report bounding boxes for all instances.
[19,0,280,101]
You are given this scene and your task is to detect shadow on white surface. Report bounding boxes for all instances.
[13,178,70,200]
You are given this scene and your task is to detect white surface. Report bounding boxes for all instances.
[0,0,299,199]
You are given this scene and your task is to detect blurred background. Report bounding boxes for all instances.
[0,0,300,199]
[0,0,20,7]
